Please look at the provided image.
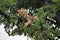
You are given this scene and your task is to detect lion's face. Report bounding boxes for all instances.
[17,8,28,18]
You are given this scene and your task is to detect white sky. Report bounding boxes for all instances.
[0,24,32,40]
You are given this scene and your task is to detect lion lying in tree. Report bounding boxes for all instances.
[15,8,39,27]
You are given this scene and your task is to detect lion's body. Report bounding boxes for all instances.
[16,8,39,27]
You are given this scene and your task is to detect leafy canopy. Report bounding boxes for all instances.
[0,0,60,40]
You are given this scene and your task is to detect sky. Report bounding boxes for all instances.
[0,24,32,40]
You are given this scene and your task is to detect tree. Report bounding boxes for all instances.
[0,0,60,40]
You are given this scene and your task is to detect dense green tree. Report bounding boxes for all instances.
[0,0,60,40]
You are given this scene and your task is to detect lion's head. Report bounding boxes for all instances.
[17,8,28,18]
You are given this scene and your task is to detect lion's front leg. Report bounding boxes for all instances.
[25,20,31,27]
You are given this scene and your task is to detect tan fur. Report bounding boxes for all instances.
[15,8,39,27]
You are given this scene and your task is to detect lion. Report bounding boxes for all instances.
[15,8,39,27]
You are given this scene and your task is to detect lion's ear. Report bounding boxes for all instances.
[18,10,19,11]
[18,10,20,13]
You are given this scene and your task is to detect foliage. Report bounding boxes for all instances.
[0,0,60,40]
